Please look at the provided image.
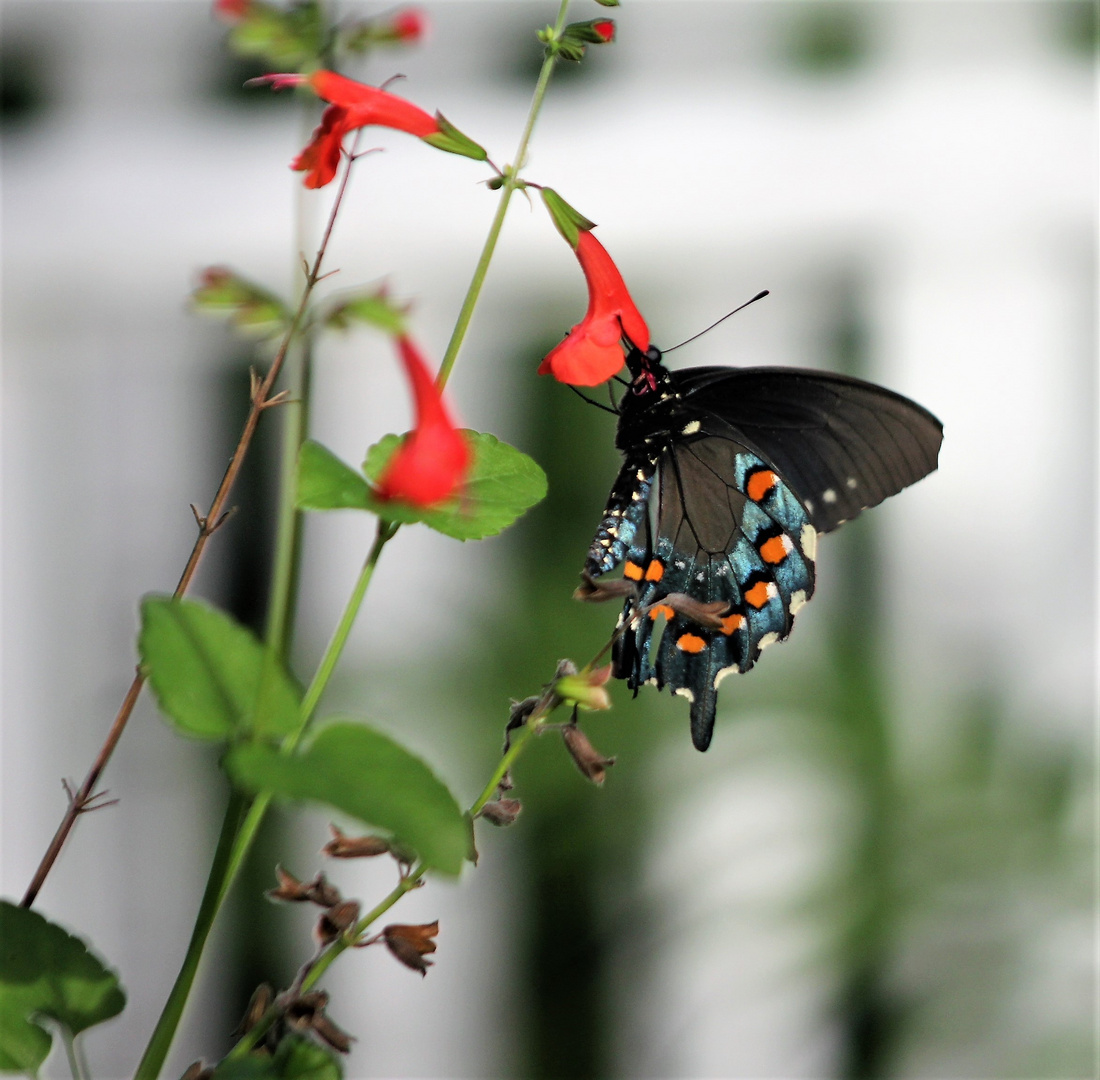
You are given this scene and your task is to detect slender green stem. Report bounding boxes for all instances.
[468,719,540,817]
[133,792,251,1080]
[61,1029,88,1080]
[435,0,571,388]
[297,519,395,733]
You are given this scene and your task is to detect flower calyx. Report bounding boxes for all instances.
[322,823,393,859]
[562,723,617,785]
[379,921,440,975]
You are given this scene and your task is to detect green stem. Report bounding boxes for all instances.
[435,0,571,389]
[468,718,541,818]
[133,791,251,1080]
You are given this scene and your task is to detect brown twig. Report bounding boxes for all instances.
[20,150,362,909]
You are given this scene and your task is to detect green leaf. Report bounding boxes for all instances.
[362,430,547,540]
[296,441,370,511]
[323,290,409,335]
[139,597,301,742]
[225,721,468,875]
[0,902,125,1074]
[213,1034,342,1079]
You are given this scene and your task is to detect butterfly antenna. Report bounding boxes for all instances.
[663,290,770,353]
[568,384,619,415]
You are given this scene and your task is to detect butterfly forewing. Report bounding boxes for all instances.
[674,367,943,533]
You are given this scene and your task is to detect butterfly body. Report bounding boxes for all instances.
[583,344,942,751]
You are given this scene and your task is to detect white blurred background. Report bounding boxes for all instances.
[1,1,1095,1077]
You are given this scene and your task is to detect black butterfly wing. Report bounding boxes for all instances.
[613,422,817,751]
[673,366,943,533]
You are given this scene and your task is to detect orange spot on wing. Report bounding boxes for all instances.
[744,581,774,609]
[746,469,777,502]
[720,613,746,635]
[759,535,791,564]
[623,561,644,581]
[648,604,675,621]
[676,633,706,653]
[644,559,664,581]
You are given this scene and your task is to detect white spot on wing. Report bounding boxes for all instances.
[681,420,701,436]
[804,498,814,512]
[801,524,817,562]
[758,631,779,651]
[714,664,740,688]
[636,469,647,481]
[673,687,695,703]
[790,589,807,615]
[823,488,837,504]
[846,477,858,489]
[645,677,658,687]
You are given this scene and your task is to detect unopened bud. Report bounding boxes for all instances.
[478,798,522,827]
[562,724,616,785]
[555,663,613,712]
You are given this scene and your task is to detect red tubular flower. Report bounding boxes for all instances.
[375,337,470,508]
[592,20,615,42]
[252,70,485,187]
[539,231,650,386]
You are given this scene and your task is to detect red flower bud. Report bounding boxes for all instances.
[392,9,427,41]
[213,0,250,22]
[593,20,615,42]
[250,70,485,187]
[539,231,650,386]
[374,337,471,508]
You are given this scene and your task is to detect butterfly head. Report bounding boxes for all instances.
[624,341,668,396]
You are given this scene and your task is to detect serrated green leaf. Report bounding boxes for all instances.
[362,430,547,540]
[296,441,370,511]
[213,1033,342,1079]
[0,902,125,1074]
[225,721,468,875]
[139,597,300,742]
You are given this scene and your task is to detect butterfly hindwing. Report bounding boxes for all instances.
[613,432,816,750]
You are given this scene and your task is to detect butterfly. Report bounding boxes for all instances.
[578,341,943,751]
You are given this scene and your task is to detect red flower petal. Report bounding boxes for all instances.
[375,338,470,508]
[292,105,353,189]
[538,231,650,386]
[308,71,440,138]
[593,20,615,42]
